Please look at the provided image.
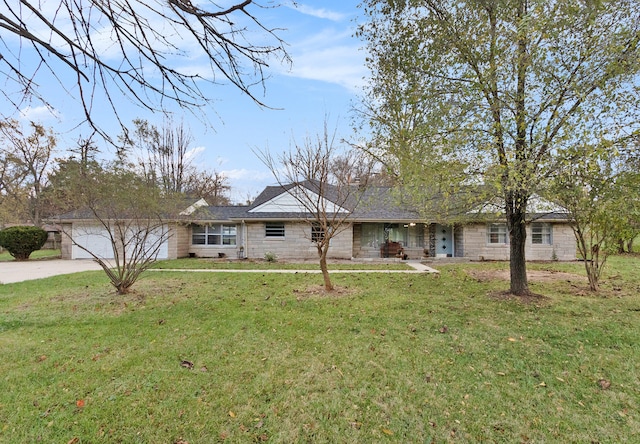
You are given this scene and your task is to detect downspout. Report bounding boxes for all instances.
[242,220,247,259]
[451,225,455,258]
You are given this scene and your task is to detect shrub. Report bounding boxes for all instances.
[0,226,48,261]
[264,251,278,262]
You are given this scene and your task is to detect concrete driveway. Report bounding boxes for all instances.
[0,259,103,284]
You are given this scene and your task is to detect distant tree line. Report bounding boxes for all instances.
[0,118,231,229]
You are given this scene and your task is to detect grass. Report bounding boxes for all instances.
[1,256,639,442]
[152,257,413,270]
[0,248,60,262]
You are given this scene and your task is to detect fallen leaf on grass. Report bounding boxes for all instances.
[67,438,79,444]
[228,411,236,418]
[382,428,393,435]
[507,337,517,342]
[598,379,611,390]
[439,325,448,334]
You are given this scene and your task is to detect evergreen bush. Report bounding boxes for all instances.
[0,226,48,261]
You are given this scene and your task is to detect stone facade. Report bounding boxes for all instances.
[460,222,576,261]
[60,223,73,259]
[170,223,190,259]
[245,221,353,260]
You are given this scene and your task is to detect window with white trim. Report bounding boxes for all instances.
[487,223,508,244]
[531,222,552,245]
[265,222,285,237]
[192,224,236,246]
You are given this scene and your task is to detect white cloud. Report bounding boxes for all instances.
[19,105,61,122]
[222,168,273,181]
[223,168,275,204]
[283,29,367,92]
[287,3,348,22]
[289,45,367,92]
[185,146,206,162]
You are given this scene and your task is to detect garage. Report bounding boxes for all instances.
[71,224,169,260]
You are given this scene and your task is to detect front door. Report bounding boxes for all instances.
[435,224,453,257]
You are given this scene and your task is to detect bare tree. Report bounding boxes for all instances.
[0,1,289,137]
[119,118,231,202]
[120,118,193,194]
[0,120,55,226]
[257,123,373,291]
[183,169,231,205]
[53,162,179,294]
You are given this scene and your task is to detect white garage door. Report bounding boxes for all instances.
[72,224,169,260]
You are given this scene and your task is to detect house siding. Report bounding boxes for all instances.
[454,225,464,258]
[245,221,353,260]
[462,222,576,261]
[60,223,73,260]
[171,223,190,259]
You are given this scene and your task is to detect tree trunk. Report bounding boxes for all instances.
[585,260,599,292]
[509,214,529,295]
[318,244,334,291]
[507,193,529,295]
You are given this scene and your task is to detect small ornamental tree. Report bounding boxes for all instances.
[0,226,48,261]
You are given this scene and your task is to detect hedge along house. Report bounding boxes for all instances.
[57,183,576,262]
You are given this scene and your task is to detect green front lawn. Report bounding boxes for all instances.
[1,257,638,442]
[0,249,61,261]
[152,257,413,270]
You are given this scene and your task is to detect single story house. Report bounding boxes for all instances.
[57,183,576,261]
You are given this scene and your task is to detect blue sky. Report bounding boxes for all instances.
[1,1,367,203]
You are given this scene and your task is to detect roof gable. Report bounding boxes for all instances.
[248,183,349,214]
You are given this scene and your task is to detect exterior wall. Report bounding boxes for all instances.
[528,223,575,261]
[245,221,353,260]
[462,222,576,261]
[60,223,73,259]
[170,223,190,259]
[453,225,464,258]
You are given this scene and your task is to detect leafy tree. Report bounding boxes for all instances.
[0,120,56,226]
[358,0,640,295]
[0,226,48,261]
[257,123,373,291]
[550,143,636,291]
[0,1,289,136]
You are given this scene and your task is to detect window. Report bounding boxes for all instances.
[311,223,326,243]
[192,224,236,246]
[265,222,285,237]
[531,223,552,245]
[487,223,508,244]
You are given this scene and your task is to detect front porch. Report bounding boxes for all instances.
[352,222,463,260]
